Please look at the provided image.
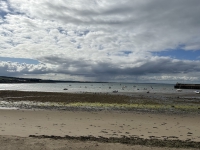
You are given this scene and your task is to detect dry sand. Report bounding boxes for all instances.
[0,109,200,150]
[0,109,200,140]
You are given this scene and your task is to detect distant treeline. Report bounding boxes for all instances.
[0,76,107,83]
[0,76,58,83]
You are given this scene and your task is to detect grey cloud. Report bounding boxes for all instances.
[1,55,200,82]
[29,0,200,27]
[91,59,200,77]
[39,56,200,79]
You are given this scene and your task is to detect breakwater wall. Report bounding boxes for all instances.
[174,83,200,89]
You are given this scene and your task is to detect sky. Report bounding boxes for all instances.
[0,0,200,83]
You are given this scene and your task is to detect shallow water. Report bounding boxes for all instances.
[0,107,17,110]
[0,82,197,94]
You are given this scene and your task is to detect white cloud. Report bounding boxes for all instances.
[0,0,200,82]
[0,1,9,12]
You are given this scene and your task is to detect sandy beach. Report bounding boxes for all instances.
[0,90,200,149]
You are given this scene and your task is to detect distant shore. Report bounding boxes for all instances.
[0,76,108,83]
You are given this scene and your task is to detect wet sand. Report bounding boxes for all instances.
[0,90,200,149]
[1,136,195,150]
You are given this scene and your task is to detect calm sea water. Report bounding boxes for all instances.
[0,82,192,94]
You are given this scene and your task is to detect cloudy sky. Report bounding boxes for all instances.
[0,0,200,83]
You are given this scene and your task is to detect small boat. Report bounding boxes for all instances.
[63,88,68,90]
[194,91,200,94]
[176,89,182,92]
[112,90,118,93]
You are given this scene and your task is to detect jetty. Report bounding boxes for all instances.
[174,83,200,89]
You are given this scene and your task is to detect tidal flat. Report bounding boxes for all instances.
[0,90,200,113]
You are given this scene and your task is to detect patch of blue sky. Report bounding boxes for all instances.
[0,0,13,17]
[77,45,81,49]
[0,11,7,19]
[98,45,104,50]
[122,51,132,55]
[118,51,132,56]
[0,57,39,64]
[107,51,132,57]
[70,39,76,43]
[74,30,90,37]
[57,27,68,35]
[153,49,200,60]
[0,2,27,18]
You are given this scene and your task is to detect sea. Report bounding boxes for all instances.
[0,82,195,94]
